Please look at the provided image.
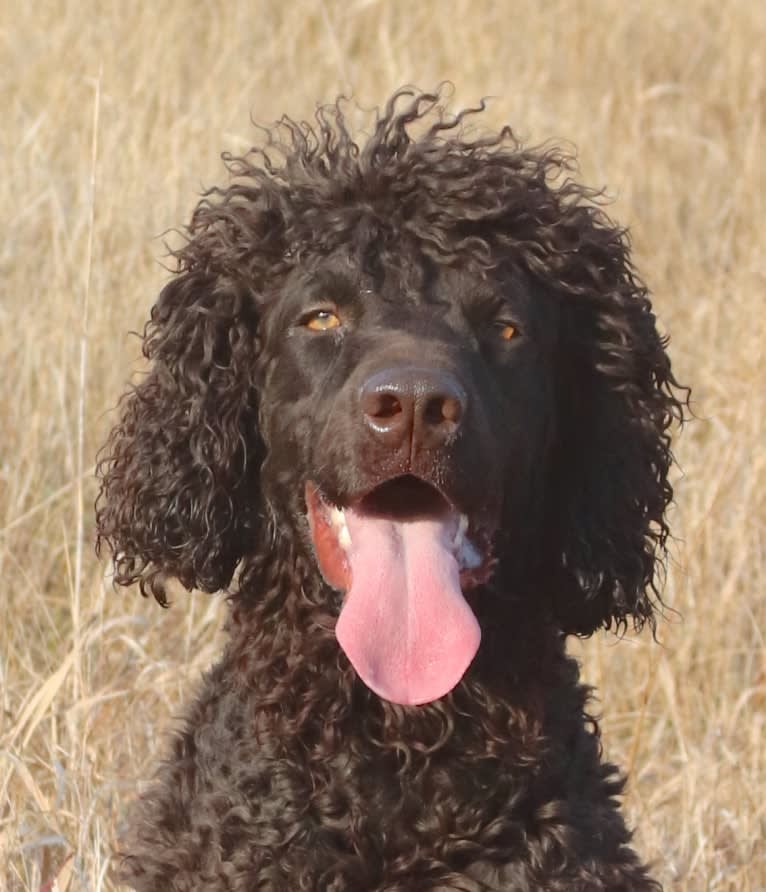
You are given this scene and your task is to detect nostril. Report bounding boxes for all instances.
[423,395,463,428]
[441,396,463,425]
[372,392,403,420]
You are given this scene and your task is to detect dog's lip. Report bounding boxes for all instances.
[354,474,453,520]
[304,476,495,588]
[313,472,461,516]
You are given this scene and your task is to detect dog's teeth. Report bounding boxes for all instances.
[453,513,469,548]
[338,524,352,550]
[459,539,482,570]
[330,507,345,528]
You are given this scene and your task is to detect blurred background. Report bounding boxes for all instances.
[1,1,764,889]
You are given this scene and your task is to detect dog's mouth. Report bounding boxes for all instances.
[305,476,494,706]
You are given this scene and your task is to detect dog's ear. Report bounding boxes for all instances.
[545,211,687,635]
[95,263,263,605]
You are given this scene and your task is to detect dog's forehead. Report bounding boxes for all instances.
[270,247,538,324]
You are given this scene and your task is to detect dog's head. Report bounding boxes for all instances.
[96,89,687,703]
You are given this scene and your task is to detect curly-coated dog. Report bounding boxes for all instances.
[97,88,686,890]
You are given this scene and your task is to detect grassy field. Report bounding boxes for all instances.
[1,1,764,889]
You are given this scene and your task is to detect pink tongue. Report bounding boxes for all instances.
[335,510,481,706]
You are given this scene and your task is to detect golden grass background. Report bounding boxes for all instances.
[2,1,764,888]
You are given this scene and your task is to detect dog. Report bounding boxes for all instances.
[96,88,686,890]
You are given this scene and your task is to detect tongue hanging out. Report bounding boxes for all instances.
[306,482,482,706]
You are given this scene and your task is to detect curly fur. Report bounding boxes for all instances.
[96,88,687,890]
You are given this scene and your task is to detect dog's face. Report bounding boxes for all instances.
[95,90,685,703]
[255,246,558,703]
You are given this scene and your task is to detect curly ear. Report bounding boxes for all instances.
[96,268,262,605]
[546,212,688,635]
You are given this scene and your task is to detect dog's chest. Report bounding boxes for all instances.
[240,743,541,889]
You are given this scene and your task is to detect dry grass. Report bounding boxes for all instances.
[1,1,764,889]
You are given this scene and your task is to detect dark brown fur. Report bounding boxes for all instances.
[96,88,687,890]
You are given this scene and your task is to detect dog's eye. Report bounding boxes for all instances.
[496,322,518,342]
[303,309,342,332]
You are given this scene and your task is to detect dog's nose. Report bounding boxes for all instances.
[360,367,467,451]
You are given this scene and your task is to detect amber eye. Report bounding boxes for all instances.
[303,309,341,332]
[498,323,517,341]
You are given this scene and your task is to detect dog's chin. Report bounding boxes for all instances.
[304,475,495,594]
